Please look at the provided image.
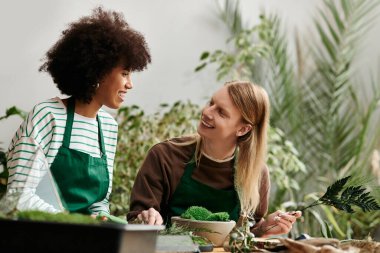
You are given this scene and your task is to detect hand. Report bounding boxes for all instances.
[258,210,302,237]
[90,213,108,221]
[137,207,163,225]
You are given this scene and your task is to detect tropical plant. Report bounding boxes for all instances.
[196,0,380,239]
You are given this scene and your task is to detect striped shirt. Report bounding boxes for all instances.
[6,97,118,214]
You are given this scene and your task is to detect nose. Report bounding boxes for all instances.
[125,76,133,89]
[202,105,214,120]
[125,81,133,89]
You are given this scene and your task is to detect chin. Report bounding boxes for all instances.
[197,126,209,139]
[104,102,121,110]
[196,124,203,135]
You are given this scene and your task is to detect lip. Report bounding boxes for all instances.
[201,119,214,128]
[118,91,127,101]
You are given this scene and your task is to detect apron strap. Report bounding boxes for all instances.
[183,157,197,177]
[63,97,106,157]
[62,97,75,148]
[96,115,106,157]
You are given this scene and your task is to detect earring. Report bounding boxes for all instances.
[93,83,100,89]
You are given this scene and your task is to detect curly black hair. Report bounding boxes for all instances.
[39,7,151,103]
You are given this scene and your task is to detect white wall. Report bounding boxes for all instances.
[0,0,229,149]
[1,0,379,149]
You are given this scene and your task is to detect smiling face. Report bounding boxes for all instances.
[92,65,133,109]
[197,86,251,144]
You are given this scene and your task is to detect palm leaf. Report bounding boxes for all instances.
[216,0,245,35]
[320,205,346,237]
[293,0,380,178]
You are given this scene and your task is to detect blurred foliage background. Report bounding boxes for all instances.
[194,0,380,239]
[112,0,380,239]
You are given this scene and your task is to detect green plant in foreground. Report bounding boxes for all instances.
[160,223,212,246]
[0,210,130,225]
[181,206,230,221]
[181,206,212,220]
[266,175,380,234]
[14,211,101,225]
[229,216,256,253]
[229,175,380,252]
[301,176,380,213]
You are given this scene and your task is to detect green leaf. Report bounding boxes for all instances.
[194,63,207,72]
[321,205,345,237]
[200,51,210,60]
[321,176,350,198]
[323,220,334,238]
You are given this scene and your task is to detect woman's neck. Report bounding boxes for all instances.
[63,98,101,118]
[201,139,236,161]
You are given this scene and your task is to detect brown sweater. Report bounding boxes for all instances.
[127,137,270,222]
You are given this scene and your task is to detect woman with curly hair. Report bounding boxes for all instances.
[5,7,151,215]
[128,81,301,237]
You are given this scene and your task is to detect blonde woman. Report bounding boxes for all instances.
[128,81,301,237]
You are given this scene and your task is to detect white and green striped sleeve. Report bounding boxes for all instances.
[6,105,60,213]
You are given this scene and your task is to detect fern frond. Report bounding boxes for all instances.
[304,175,380,213]
[320,175,351,198]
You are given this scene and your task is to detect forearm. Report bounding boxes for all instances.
[6,188,60,213]
[89,198,110,214]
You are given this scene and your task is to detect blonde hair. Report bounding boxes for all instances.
[226,81,270,216]
[170,81,270,216]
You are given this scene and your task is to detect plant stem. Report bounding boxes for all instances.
[299,200,321,212]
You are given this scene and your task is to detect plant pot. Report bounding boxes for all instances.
[0,218,164,253]
[171,216,236,247]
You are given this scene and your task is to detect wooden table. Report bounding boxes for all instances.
[212,248,227,252]
[156,235,231,253]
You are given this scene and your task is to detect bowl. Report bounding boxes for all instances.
[171,216,236,246]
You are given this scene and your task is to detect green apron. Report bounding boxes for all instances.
[50,97,109,214]
[168,157,240,223]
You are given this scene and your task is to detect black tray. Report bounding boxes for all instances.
[0,218,163,253]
